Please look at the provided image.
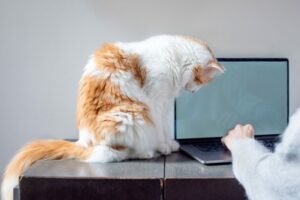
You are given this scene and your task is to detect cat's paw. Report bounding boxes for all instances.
[157,144,172,155]
[136,151,155,159]
[168,140,180,152]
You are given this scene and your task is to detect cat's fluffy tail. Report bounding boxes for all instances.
[1,140,93,200]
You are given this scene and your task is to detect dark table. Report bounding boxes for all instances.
[165,153,245,200]
[15,152,245,200]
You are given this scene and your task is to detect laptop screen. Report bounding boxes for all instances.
[175,59,288,139]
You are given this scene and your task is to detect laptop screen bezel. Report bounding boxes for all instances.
[174,58,289,143]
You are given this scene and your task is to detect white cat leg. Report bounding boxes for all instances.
[162,102,180,152]
[157,143,172,155]
[77,128,93,148]
[168,140,180,152]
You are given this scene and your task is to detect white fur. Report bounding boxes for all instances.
[1,176,18,200]
[231,108,300,200]
[85,145,128,162]
[77,128,93,148]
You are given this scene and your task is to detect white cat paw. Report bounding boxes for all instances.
[168,140,180,152]
[136,151,155,159]
[157,144,172,155]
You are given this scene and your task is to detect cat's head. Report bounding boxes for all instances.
[183,60,224,93]
[178,36,224,93]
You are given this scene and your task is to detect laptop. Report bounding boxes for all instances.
[175,58,289,164]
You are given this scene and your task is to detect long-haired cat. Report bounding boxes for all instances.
[1,35,224,200]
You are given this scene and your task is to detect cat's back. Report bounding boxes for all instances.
[80,42,151,108]
[82,35,177,89]
[116,35,176,52]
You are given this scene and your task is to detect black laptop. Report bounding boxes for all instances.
[175,58,289,164]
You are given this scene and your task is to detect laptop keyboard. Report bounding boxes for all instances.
[193,138,276,153]
[193,143,227,152]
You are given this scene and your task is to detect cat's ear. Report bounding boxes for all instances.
[203,60,225,78]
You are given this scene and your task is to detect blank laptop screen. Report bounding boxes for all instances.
[176,60,288,139]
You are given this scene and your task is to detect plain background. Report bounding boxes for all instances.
[0,0,299,185]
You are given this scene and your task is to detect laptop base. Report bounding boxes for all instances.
[180,144,232,165]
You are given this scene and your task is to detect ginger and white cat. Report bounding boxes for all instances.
[1,35,223,200]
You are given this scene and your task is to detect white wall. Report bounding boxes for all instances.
[0,0,299,179]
